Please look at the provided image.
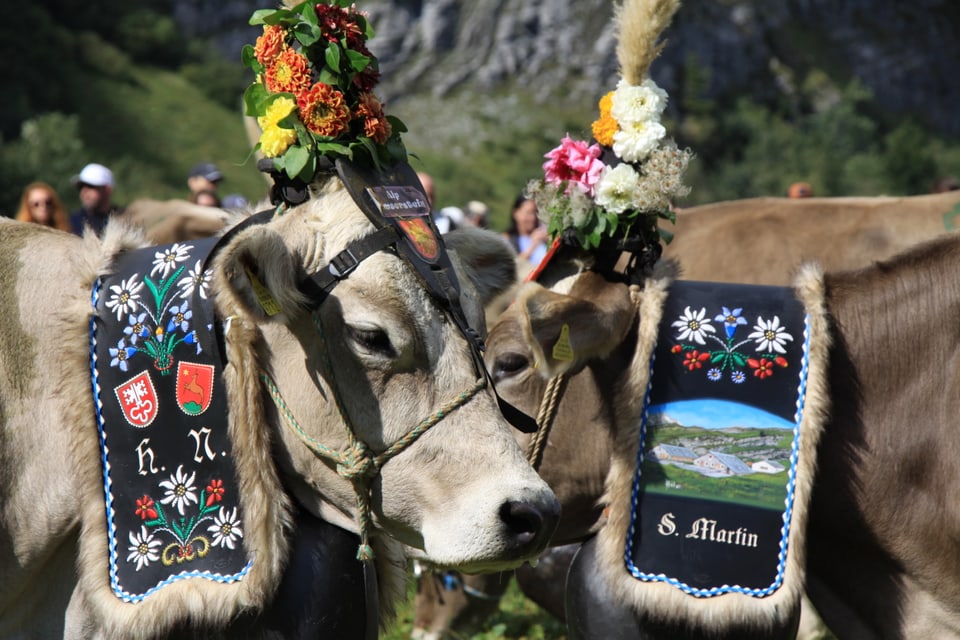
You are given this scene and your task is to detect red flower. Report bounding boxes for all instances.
[265,49,312,95]
[135,495,158,521]
[683,350,710,371]
[254,24,286,66]
[774,356,789,368]
[298,82,351,137]
[206,479,225,507]
[748,357,775,379]
[671,344,682,354]
[315,4,364,43]
[356,92,392,143]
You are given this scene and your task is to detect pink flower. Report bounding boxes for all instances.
[542,135,605,195]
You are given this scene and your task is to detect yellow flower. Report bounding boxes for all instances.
[258,96,297,129]
[597,91,614,117]
[258,97,298,158]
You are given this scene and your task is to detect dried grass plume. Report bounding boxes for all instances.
[615,0,682,85]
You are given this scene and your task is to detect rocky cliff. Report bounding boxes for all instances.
[183,0,958,139]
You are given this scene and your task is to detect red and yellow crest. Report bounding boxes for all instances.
[176,361,215,416]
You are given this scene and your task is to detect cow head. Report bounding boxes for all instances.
[484,266,672,544]
[210,181,559,573]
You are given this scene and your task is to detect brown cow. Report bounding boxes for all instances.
[666,191,960,283]
[411,190,960,639]
[484,229,960,638]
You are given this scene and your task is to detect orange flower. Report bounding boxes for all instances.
[254,24,286,66]
[592,91,618,146]
[298,82,351,137]
[265,49,312,95]
[356,92,392,143]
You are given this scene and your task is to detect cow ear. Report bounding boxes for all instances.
[444,227,518,307]
[214,225,308,321]
[516,272,636,378]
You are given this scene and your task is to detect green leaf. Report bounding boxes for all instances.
[317,67,338,86]
[732,353,747,367]
[248,9,276,26]
[386,115,407,134]
[284,143,311,179]
[294,21,322,49]
[325,43,342,74]
[659,227,675,244]
[243,83,271,117]
[345,48,371,73]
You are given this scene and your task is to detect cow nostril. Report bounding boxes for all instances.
[499,500,543,546]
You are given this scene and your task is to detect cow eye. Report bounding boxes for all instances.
[346,325,395,356]
[491,352,529,382]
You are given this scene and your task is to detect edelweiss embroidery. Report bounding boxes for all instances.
[669,305,795,383]
[105,243,213,374]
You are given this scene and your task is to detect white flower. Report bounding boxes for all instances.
[672,306,716,345]
[158,464,198,516]
[748,316,794,353]
[611,78,668,124]
[177,260,212,300]
[151,243,193,280]
[207,506,244,550]
[612,119,667,163]
[126,525,161,571]
[594,164,642,214]
[105,276,144,321]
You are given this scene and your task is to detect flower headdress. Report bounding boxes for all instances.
[526,0,692,272]
[242,1,407,185]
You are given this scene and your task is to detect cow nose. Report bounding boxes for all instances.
[499,498,560,554]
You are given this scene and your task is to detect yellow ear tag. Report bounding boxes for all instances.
[552,323,574,362]
[245,266,281,317]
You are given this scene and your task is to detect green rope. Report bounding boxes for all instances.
[259,308,487,561]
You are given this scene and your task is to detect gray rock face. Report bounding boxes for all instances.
[182,0,959,136]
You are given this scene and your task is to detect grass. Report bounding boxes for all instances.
[382,571,568,640]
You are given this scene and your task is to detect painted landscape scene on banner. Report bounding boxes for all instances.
[640,399,796,511]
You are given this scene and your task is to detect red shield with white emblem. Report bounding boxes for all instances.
[114,371,158,428]
[176,361,215,416]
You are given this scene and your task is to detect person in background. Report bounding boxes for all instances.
[415,170,458,232]
[222,194,249,210]
[787,182,813,198]
[14,181,71,231]
[190,189,222,208]
[504,193,549,266]
[932,176,960,193]
[69,163,123,237]
[465,200,490,228]
[187,162,224,198]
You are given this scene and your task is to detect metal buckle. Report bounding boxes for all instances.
[329,248,360,279]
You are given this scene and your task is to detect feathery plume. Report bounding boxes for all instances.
[615,0,682,85]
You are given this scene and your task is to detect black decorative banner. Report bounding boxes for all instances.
[91,238,251,601]
[626,280,810,597]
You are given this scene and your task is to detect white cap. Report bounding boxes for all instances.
[73,163,114,188]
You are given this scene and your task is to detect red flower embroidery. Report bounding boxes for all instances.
[748,357,775,379]
[135,495,158,521]
[206,479,225,507]
[683,350,710,371]
[671,344,683,354]
[775,356,789,368]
